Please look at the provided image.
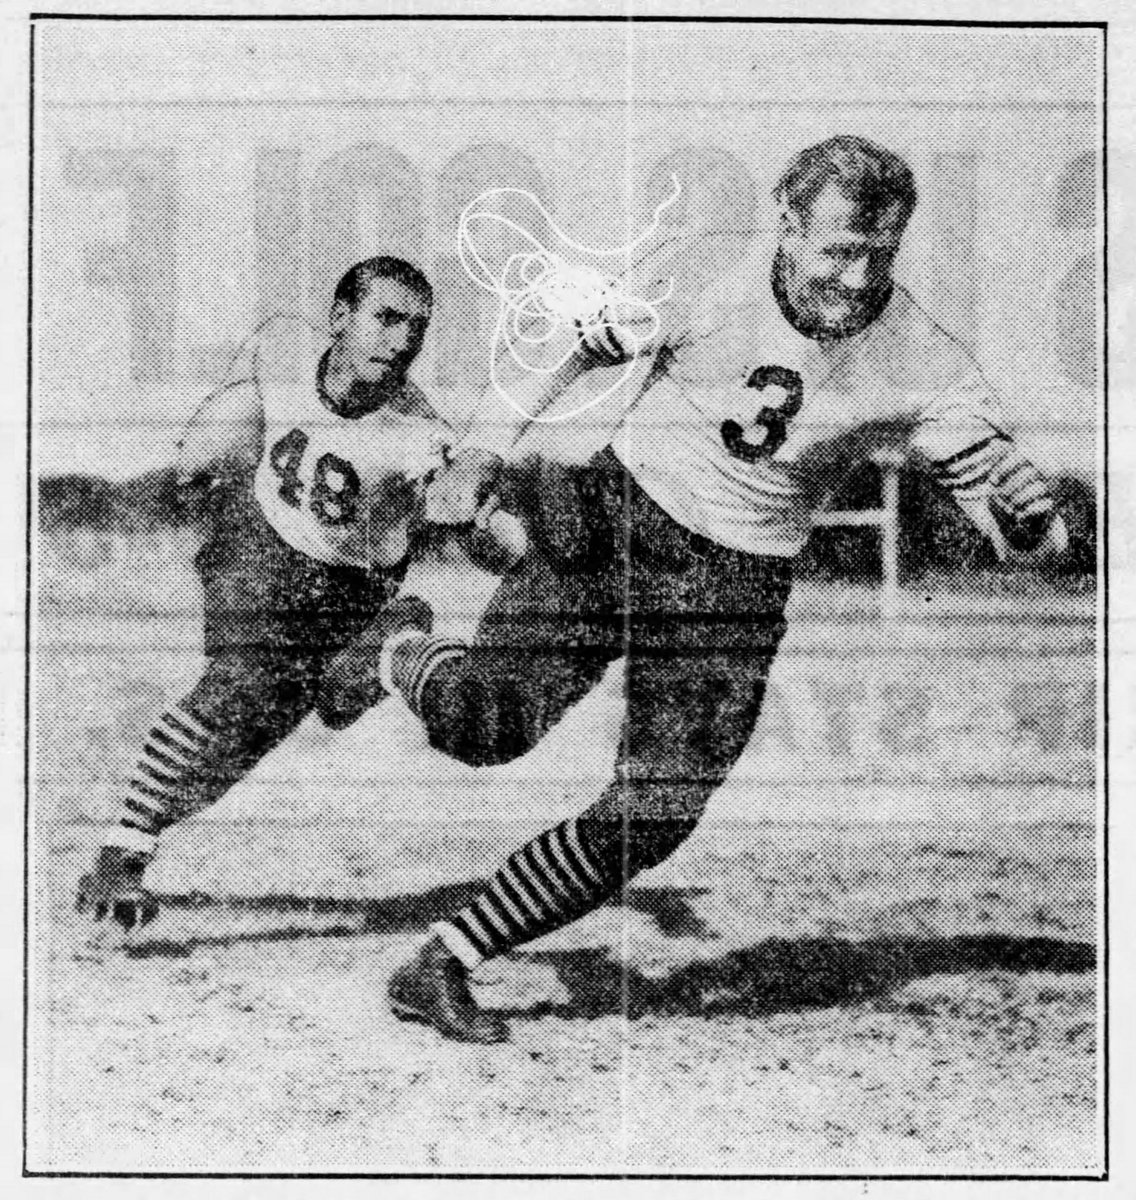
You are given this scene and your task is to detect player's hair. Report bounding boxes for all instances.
[774,135,918,229]
[333,256,434,310]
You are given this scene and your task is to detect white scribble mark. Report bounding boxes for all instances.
[457,177,681,423]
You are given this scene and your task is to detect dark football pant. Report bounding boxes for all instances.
[406,449,791,965]
[105,486,403,858]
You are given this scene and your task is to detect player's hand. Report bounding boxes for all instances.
[574,303,650,367]
[988,448,1057,552]
[464,499,528,575]
[575,312,632,366]
[425,448,504,526]
[75,847,159,932]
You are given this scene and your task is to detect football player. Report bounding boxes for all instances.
[75,256,456,931]
[352,137,1071,1044]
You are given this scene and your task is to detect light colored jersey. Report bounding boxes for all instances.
[609,238,1011,557]
[233,316,449,569]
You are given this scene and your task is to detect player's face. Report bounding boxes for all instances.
[331,277,431,386]
[778,182,907,337]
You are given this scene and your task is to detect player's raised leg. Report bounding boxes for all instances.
[379,454,620,770]
[387,590,787,1043]
[385,481,791,1041]
[400,536,621,758]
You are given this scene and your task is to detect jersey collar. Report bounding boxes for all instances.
[315,347,407,419]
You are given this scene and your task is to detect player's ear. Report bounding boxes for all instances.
[329,299,352,336]
[778,202,803,239]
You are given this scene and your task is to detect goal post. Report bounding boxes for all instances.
[810,449,903,616]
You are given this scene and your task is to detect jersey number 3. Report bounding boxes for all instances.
[720,365,804,463]
[269,428,360,527]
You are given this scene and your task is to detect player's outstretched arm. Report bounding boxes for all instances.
[431,221,724,525]
[429,289,675,526]
[176,380,265,511]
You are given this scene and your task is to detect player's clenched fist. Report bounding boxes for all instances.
[574,302,658,367]
[425,447,505,526]
[574,312,632,366]
[988,444,1057,551]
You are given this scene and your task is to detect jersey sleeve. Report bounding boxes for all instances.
[250,314,321,389]
[179,314,317,486]
[906,351,1060,557]
[893,292,1008,486]
[908,375,1011,490]
[215,334,257,389]
[892,294,1060,556]
[176,379,264,491]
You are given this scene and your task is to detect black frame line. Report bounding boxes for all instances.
[27,13,1109,27]
[22,11,1110,1184]
[22,15,35,1187]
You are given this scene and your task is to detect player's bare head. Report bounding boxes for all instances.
[774,135,917,235]
[329,257,433,389]
[773,137,916,339]
[333,256,434,314]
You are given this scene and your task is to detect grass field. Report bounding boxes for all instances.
[27,533,1100,1175]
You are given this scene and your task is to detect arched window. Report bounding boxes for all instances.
[1051,150,1097,391]
[638,145,761,301]
[309,144,425,318]
[433,144,545,392]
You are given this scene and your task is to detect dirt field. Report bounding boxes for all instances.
[27,535,1100,1175]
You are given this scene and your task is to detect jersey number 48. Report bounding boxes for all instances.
[269,428,361,526]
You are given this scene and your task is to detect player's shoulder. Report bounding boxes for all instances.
[863,285,983,393]
[240,313,323,387]
[673,235,777,377]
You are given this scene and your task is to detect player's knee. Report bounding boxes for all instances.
[577,777,714,882]
[314,648,373,730]
[192,652,315,716]
[575,812,702,884]
[315,686,360,731]
[425,725,511,767]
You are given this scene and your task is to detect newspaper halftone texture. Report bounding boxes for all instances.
[29,16,1102,1178]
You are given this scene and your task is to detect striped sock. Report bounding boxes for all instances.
[103,704,216,858]
[432,817,614,969]
[386,632,469,717]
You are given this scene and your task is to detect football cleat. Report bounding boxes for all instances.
[316,595,434,730]
[388,935,510,1044]
[75,844,159,932]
